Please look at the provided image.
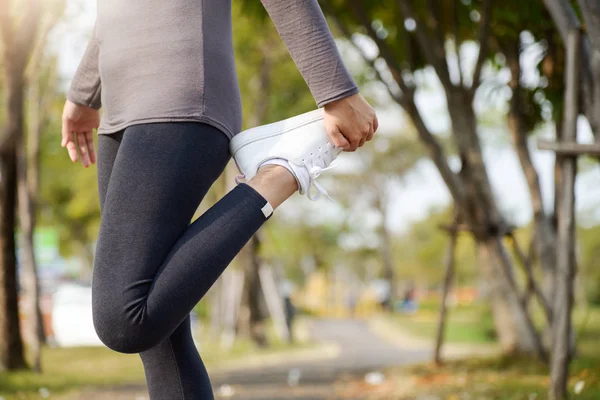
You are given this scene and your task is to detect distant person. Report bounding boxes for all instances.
[61,1,378,398]
[401,284,418,313]
[346,291,358,317]
[284,295,296,344]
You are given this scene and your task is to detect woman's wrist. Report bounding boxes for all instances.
[324,92,361,112]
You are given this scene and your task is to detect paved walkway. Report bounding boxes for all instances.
[209,318,430,399]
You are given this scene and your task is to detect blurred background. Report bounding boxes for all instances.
[0,0,599,399]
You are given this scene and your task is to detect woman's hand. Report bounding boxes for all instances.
[323,93,378,152]
[61,100,100,168]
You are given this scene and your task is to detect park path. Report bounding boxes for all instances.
[210,318,430,399]
[68,318,431,400]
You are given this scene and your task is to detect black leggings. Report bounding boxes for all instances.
[95,122,271,399]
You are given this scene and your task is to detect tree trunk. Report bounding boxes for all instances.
[14,57,47,371]
[258,265,290,342]
[477,237,534,353]
[0,150,25,371]
[550,28,580,400]
[0,0,42,371]
[381,225,395,311]
[434,227,457,365]
[238,235,267,347]
[17,132,41,372]
[376,190,395,311]
[209,278,223,338]
[0,69,27,371]
[447,89,503,228]
[446,89,540,354]
[220,269,245,350]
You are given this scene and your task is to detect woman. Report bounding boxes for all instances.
[61,0,377,398]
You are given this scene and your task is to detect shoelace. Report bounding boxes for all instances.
[305,148,337,202]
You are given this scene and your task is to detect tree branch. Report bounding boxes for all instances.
[453,0,463,87]
[510,233,553,326]
[399,18,416,71]
[427,0,446,60]
[323,1,408,103]
[398,0,453,89]
[470,0,492,98]
[349,34,406,104]
[403,101,467,208]
[577,0,600,52]
[347,1,414,95]
[492,236,549,363]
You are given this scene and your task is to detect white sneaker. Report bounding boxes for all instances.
[229,109,342,201]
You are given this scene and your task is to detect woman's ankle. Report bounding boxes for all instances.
[247,165,298,208]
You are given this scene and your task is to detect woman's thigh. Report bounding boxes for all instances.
[92,122,230,350]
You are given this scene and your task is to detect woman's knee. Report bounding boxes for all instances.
[92,300,157,353]
[91,263,159,352]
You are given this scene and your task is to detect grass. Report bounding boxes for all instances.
[387,300,599,346]
[345,351,600,400]
[388,301,497,344]
[0,347,145,399]
[0,320,314,400]
[352,351,600,400]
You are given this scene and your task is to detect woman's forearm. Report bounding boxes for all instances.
[260,0,359,107]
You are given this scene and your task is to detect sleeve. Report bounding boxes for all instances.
[66,22,102,109]
[260,0,359,107]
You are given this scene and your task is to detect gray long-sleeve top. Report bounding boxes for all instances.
[67,0,359,138]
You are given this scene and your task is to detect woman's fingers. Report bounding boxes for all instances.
[65,131,79,163]
[77,132,91,167]
[62,100,100,167]
[359,122,374,148]
[61,124,96,167]
[367,116,378,142]
[327,126,350,150]
[61,118,70,148]
[85,131,96,164]
[61,117,79,162]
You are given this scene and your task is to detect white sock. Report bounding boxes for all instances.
[259,158,308,194]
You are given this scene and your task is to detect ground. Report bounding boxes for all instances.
[1,305,599,400]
